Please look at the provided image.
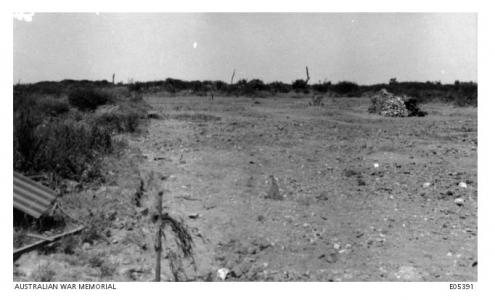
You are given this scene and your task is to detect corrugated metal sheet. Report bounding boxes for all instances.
[13,172,56,218]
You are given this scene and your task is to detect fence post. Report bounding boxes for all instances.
[154,191,163,282]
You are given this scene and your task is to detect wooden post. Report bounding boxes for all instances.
[154,191,163,282]
[112,73,115,85]
[230,69,236,85]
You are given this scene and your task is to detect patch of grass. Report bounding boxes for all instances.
[15,117,113,181]
[32,263,56,282]
[80,210,113,245]
[94,109,142,133]
[36,95,70,116]
[14,86,148,184]
[87,255,117,278]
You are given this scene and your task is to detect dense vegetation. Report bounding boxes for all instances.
[128,77,477,106]
[14,83,148,185]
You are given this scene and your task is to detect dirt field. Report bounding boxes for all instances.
[14,95,477,282]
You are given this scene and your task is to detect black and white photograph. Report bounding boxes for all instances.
[9,6,483,290]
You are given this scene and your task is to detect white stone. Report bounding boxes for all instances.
[217,268,230,281]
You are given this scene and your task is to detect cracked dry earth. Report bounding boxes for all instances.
[14,95,477,282]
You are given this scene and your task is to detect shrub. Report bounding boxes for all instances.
[68,88,113,111]
[95,110,141,133]
[332,81,360,96]
[13,105,42,171]
[37,96,70,116]
[32,263,56,282]
[292,79,308,93]
[14,115,113,181]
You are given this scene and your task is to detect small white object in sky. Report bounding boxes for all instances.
[13,12,35,22]
[193,42,198,49]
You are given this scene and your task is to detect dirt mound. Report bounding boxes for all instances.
[369,89,426,117]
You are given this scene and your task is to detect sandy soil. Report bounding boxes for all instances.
[14,95,477,282]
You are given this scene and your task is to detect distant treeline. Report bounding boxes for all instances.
[14,77,477,106]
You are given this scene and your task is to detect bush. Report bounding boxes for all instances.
[292,79,308,93]
[37,96,70,116]
[68,88,113,111]
[14,114,113,181]
[13,105,42,171]
[95,110,141,133]
[332,81,360,96]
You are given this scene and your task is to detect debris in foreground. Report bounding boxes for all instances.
[368,89,427,117]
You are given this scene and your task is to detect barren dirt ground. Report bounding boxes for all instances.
[15,95,477,281]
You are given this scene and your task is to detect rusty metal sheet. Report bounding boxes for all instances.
[13,172,56,218]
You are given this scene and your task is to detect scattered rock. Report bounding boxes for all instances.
[454,198,465,206]
[217,268,231,281]
[188,213,200,219]
[231,263,251,278]
[394,265,422,281]
[459,182,468,188]
[147,111,163,119]
[315,192,329,201]
[422,182,431,188]
[369,89,426,117]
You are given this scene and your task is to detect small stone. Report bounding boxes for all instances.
[422,182,431,188]
[458,182,468,188]
[188,213,200,219]
[315,192,329,201]
[217,268,230,281]
[454,198,465,206]
[373,163,379,168]
[333,243,340,250]
[395,265,422,281]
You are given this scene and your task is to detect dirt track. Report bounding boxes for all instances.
[14,95,477,281]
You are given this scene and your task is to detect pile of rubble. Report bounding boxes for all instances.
[368,89,426,117]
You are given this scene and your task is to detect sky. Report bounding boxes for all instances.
[13,13,477,85]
